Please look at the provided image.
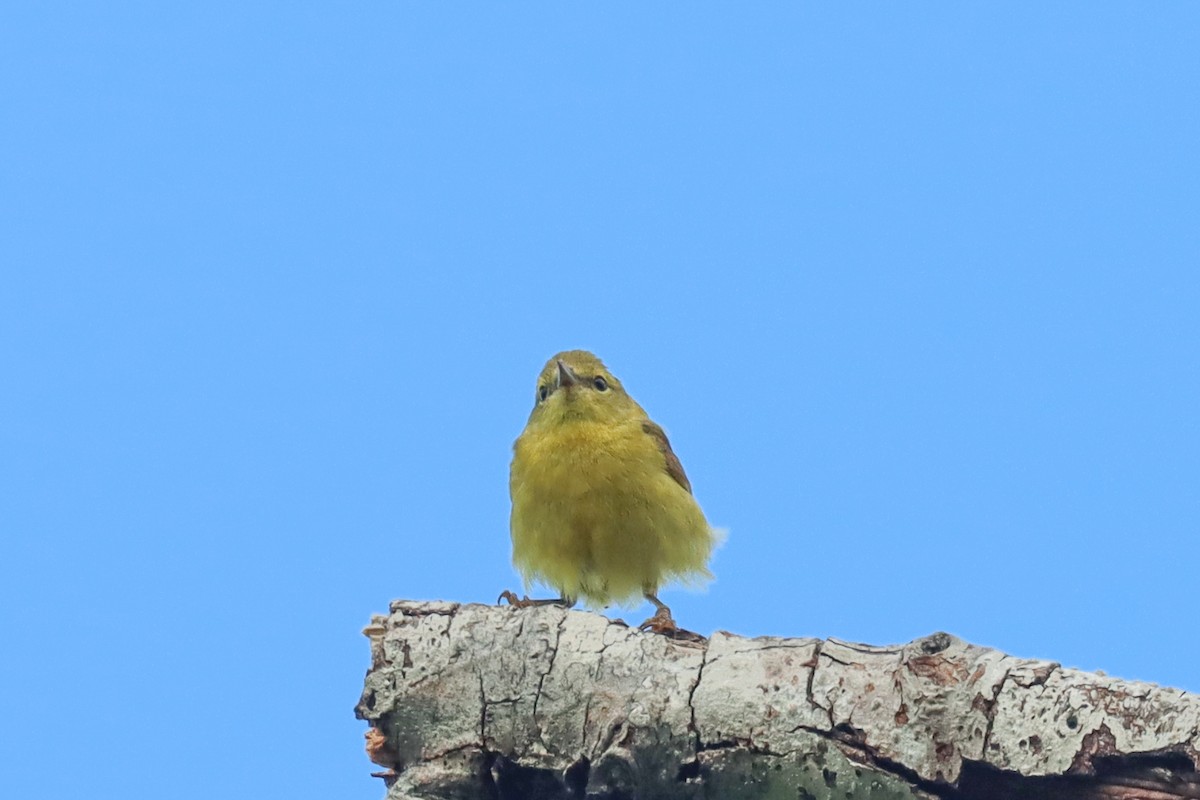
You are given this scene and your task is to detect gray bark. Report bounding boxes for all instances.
[356,600,1200,800]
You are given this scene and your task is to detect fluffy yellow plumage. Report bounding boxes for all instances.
[506,350,718,632]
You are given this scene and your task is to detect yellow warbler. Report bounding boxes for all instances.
[503,350,719,633]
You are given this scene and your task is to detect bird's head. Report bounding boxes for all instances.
[527,350,640,427]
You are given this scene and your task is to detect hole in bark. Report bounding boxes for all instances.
[477,752,499,800]
[491,756,567,800]
[565,755,590,796]
[833,722,862,739]
[1065,714,1078,729]
[1094,751,1196,776]
[675,759,701,782]
[697,739,740,752]
[960,758,1200,800]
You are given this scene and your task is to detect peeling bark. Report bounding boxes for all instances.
[356,601,1200,800]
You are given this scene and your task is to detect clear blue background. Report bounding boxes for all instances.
[3,4,1197,798]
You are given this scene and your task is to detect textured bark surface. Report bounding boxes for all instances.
[356,601,1200,800]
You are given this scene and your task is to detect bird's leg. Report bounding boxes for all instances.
[498,591,576,609]
[638,592,678,634]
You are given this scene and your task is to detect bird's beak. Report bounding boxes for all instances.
[556,360,580,389]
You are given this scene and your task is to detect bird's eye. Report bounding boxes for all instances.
[593,376,608,391]
[538,385,549,402]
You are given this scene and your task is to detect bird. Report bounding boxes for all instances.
[502,349,719,635]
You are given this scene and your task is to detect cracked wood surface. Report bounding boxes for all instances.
[356,601,1200,800]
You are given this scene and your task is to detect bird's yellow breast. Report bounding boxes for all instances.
[509,416,714,607]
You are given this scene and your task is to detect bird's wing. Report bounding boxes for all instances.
[642,421,693,494]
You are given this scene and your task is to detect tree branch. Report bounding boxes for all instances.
[356,601,1200,800]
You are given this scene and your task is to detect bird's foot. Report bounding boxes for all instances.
[497,590,535,607]
[638,597,706,642]
[638,606,678,634]
[498,591,574,609]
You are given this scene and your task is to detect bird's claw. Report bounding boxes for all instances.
[638,606,678,634]
[498,590,534,607]
[638,606,706,642]
[499,591,578,609]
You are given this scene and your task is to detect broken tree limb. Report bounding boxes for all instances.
[356,600,1200,800]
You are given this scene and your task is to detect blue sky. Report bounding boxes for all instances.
[3,4,1198,799]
